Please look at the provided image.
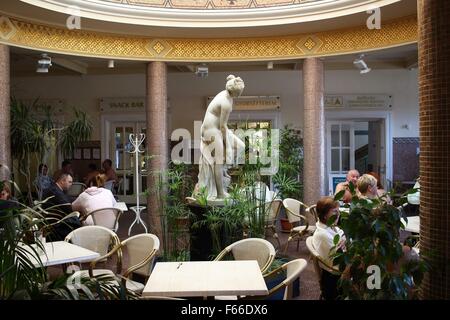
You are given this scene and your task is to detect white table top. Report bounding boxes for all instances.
[143,260,269,298]
[115,202,128,212]
[402,215,420,233]
[22,241,100,267]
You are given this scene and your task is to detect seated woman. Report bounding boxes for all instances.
[312,196,346,300]
[357,174,379,200]
[72,174,117,226]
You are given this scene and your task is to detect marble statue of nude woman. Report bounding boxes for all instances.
[197,75,245,201]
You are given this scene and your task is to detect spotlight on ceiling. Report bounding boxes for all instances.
[195,64,208,78]
[353,54,371,74]
[108,59,115,68]
[267,61,274,70]
[36,53,52,73]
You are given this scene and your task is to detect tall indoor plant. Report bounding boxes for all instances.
[10,98,92,204]
[332,187,427,299]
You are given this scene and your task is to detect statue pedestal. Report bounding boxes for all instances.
[187,201,226,261]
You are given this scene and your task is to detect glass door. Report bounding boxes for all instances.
[111,122,146,203]
[326,122,355,194]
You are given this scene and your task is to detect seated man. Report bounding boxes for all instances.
[334,170,360,203]
[312,196,346,300]
[53,159,74,182]
[101,159,118,191]
[42,173,81,241]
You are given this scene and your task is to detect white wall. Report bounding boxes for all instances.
[11,68,419,140]
[325,69,419,137]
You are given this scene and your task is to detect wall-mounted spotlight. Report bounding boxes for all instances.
[36,53,52,73]
[195,64,208,78]
[108,59,115,68]
[267,61,274,70]
[353,54,371,74]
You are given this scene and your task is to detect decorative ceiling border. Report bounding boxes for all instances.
[0,15,417,61]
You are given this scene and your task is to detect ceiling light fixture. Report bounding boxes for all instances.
[108,59,115,68]
[353,54,371,74]
[36,53,52,73]
[195,64,208,78]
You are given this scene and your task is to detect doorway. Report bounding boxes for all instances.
[326,118,388,195]
[110,121,147,203]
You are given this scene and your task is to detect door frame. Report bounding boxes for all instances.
[325,110,392,192]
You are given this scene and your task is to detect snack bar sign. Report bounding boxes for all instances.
[100,97,145,113]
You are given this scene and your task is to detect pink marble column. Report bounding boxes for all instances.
[146,62,168,242]
[0,44,11,180]
[303,58,325,212]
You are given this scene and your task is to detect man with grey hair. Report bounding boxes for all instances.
[335,169,360,203]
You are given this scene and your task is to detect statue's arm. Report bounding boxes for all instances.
[219,104,231,135]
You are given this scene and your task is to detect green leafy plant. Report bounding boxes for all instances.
[331,186,427,299]
[0,200,137,300]
[148,161,195,262]
[272,125,303,199]
[10,98,92,204]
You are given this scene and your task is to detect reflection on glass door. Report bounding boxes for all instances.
[111,122,146,203]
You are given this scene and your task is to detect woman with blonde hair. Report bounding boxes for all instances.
[72,173,117,226]
[357,174,378,200]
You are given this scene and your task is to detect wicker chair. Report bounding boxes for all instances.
[82,207,122,232]
[67,182,86,198]
[265,199,283,248]
[305,236,341,300]
[240,258,308,300]
[282,198,316,253]
[214,238,276,274]
[67,232,160,295]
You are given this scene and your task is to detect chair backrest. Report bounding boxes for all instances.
[265,199,282,223]
[267,258,307,300]
[307,205,319,224]
[215,238,276,274]
[121,233,160,278]
[65,225,120,256]
[283,198,308,224]
[305,236,339,275]
[87,207,122,231]
[67,182,86,197]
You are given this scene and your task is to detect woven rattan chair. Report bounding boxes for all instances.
[265,199,282,248]
[305,236,341,300]
[240,258,308,300]
[214,238,276,274]
[82,207,122,232]
[282,198,315,253]
[67,182,87,198]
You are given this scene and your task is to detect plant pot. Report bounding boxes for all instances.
[280,218,292,233]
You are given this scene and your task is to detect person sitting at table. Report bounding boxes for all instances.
[312,196,346,300]
[42,173,82,241]
[72,173,117,226]
[334,169,360,203]
[83,163,100,187]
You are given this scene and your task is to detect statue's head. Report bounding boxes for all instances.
[226,75,245,97]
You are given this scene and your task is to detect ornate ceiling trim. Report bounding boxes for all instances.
[0,15,417,61]
[20,0,401,28]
